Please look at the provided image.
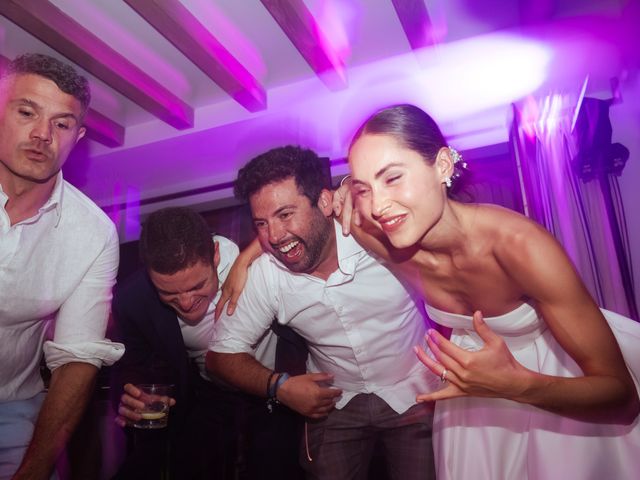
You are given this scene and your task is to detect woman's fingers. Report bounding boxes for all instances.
[417,384,466,403]
[426,328,469,362]
[341,193,354,236]
[414,345,439,373]
[471,310,500,345]
[214,288,232,320]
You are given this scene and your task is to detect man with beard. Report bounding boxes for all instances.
[206,146,438,480]
[0,54,122,479]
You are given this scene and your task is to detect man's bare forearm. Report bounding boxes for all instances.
[206,351,272,397]
[13,362,98,480]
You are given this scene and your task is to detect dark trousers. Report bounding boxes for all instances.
[301,394,435,480]
[175,383,304,480]
[113,380,304,480]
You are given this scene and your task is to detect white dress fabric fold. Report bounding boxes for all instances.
[426,303,640,480]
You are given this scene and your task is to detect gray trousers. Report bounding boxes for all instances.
[301,394,435,480]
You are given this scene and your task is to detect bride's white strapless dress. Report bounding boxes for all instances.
[425,302,640,480]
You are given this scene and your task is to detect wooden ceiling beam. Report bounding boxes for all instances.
[82,108,125,148]
[0,0,193,130]
[0,54,124,148]
[125,0,266,112]
[260,0,347,90]
[391,0,436,50]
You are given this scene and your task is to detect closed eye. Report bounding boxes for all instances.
[352,187,370,198]
[386,175,401,184]
[189,280,207,292]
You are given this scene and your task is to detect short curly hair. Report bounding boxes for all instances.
[4,53,91,117]
[234,146,331,204]
[139,207,214,275]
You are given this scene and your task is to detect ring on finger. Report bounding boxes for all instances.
[440,369,448,383]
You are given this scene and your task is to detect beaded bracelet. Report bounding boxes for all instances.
[266,372,290,413]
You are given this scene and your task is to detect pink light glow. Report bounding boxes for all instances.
[51,0,191,97]
[518,89,583,142]
[313,0,354,64]
[184,0,267,81]
[519,96,540,140]
[415,33,551,122]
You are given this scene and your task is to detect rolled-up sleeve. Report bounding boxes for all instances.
[209,256,278,355]
[45,225,124,371]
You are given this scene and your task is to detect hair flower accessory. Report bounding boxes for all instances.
[446,146,467,188]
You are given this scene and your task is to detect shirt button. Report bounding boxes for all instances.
[356,348,362,354]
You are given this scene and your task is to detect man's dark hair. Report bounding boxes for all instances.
[139,207,214,275]
[4,53,91,116]
[234,146,330,204]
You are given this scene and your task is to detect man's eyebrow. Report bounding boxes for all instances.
[253,204,297,221]
[11,98,40,110]
[274,204,297,215]
[157,279,207,296]
[11,98,80,122]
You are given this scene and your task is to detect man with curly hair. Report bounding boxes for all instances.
[207,146,438,480]
[0,54,122,479]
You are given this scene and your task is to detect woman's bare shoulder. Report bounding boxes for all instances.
[466,204,562,271]
[473,204,547,239]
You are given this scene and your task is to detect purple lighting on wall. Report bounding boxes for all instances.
[105,183,140,243]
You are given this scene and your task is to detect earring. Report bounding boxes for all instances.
[444,177,452,188]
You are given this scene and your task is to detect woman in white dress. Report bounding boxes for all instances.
[335,104,640,479]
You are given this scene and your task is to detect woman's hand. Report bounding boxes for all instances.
[332,178,360,236]
[214,259,250,320]
[215,238,262,319]
[415,311,531,403]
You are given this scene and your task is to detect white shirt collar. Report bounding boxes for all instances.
[0,171,64,227]
[40,172,64,225]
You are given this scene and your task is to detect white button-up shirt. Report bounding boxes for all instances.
[210,221,438,413]
[0,173,123,402]
[179,235,276,379]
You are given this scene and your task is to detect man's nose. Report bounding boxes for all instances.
[30,118,53,144]
[268,222,284,244]
[177,293,195,311]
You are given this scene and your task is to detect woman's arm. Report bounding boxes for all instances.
[506,222,638,422]
[418,220,639,424]
[214,237,263,319]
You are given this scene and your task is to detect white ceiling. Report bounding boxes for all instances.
[1,0,637,240]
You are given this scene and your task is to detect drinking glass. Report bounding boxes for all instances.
[133,384,172,429]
